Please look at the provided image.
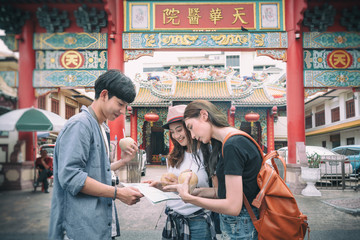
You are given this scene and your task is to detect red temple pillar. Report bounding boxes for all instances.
[286,0,306,164]
[18,20,36,161]
[107,0,126,160]
[267,109,275,152]
[130,108,137,142]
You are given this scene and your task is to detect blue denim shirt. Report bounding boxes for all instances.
[49,106,113,240]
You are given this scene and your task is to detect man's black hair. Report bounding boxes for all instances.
[94,69,136,103]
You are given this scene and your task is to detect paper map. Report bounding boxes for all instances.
[120,182,181,204]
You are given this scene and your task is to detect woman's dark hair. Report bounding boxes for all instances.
[94,69,136,103]
[184,100,230,176]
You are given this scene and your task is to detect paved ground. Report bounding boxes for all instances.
[0,165,360,240]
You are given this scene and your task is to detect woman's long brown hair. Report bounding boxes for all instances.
[184,100,230,176]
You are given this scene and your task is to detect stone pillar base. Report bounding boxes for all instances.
[286,163,306,195]
[0,161,34,191]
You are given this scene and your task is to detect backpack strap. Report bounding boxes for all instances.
[243,193,258,223]
[221,130,264,159]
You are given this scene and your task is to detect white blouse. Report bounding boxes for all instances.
[166,151,209,216]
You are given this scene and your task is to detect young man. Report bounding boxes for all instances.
[49,70,143,240]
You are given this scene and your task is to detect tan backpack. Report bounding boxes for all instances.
[222,130,309,240]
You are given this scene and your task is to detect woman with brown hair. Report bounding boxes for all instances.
[145,104,216,240]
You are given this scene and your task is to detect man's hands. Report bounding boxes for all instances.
[120,141,138,164]
[116,186,143,205]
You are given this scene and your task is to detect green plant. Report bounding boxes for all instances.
[307,153,321,168]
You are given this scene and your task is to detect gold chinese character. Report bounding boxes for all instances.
[65,54,79,67]
[333,54,347,66]
[188,8,201,25]
[163,8,180,25]
[232,8,248,24]
[210,8,223,25]
[61,50,83,69]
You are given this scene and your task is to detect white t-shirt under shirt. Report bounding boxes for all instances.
[166,151,209,216]
[99,124,117,237]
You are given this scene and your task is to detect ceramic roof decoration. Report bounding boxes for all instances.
[131,67,286,107]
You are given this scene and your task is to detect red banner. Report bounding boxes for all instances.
[154,3,256,30]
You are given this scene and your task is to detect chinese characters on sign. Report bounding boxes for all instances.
[327,50,353,69]
[155,3,255,30]
[60,50,84,69]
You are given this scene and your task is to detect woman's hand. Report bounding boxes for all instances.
[161,175,178,186]
[142,180,163,190]
[164,174,193,202]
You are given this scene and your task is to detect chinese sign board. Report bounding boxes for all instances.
[154,3,256,30]
[125,0,285,32]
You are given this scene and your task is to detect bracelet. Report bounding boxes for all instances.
[113,185,117,200]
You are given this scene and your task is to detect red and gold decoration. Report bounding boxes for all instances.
[60,50,85,69]
[144,112,159,127]
[326,50,353,69]
[245,111,260,135]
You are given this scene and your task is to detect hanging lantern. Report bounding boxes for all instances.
[245,111,260,135]
[144,112,159,127]
[127,106,133,115]
[271,106,278,116]
[271,106,278,122]
[230,105,236,116]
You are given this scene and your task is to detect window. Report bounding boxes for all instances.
[65,105,75,119]
[331,107,340,122]
[346,137,355,145]
[38,96,46,110]
[51,99,59,115]
[226,55,239,67]
[305,115,312,129]
[330,134,340,148]
[315,110,325,127]
[253,66,263,71]
[345,148,360,156]
[322,141,326,148]
[346,99,355,118]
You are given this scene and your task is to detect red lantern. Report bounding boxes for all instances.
[245,111,260,125]
[144,112,159,126]
[245,111,260,135]
[127,106,133,115]
[230,105,236,116]
[271,106,278,116]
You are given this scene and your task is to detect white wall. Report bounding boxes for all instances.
[0,131,20,163]
[274,116,287,140]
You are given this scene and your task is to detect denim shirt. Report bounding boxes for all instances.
[49,106,113,240]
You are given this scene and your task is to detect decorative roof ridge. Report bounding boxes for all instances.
[231,82,254,99]
[149,83,172,99]
[176,79,227,83]
[262,84,287,102]
[262,85,275,101]
[233,101,287,107]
